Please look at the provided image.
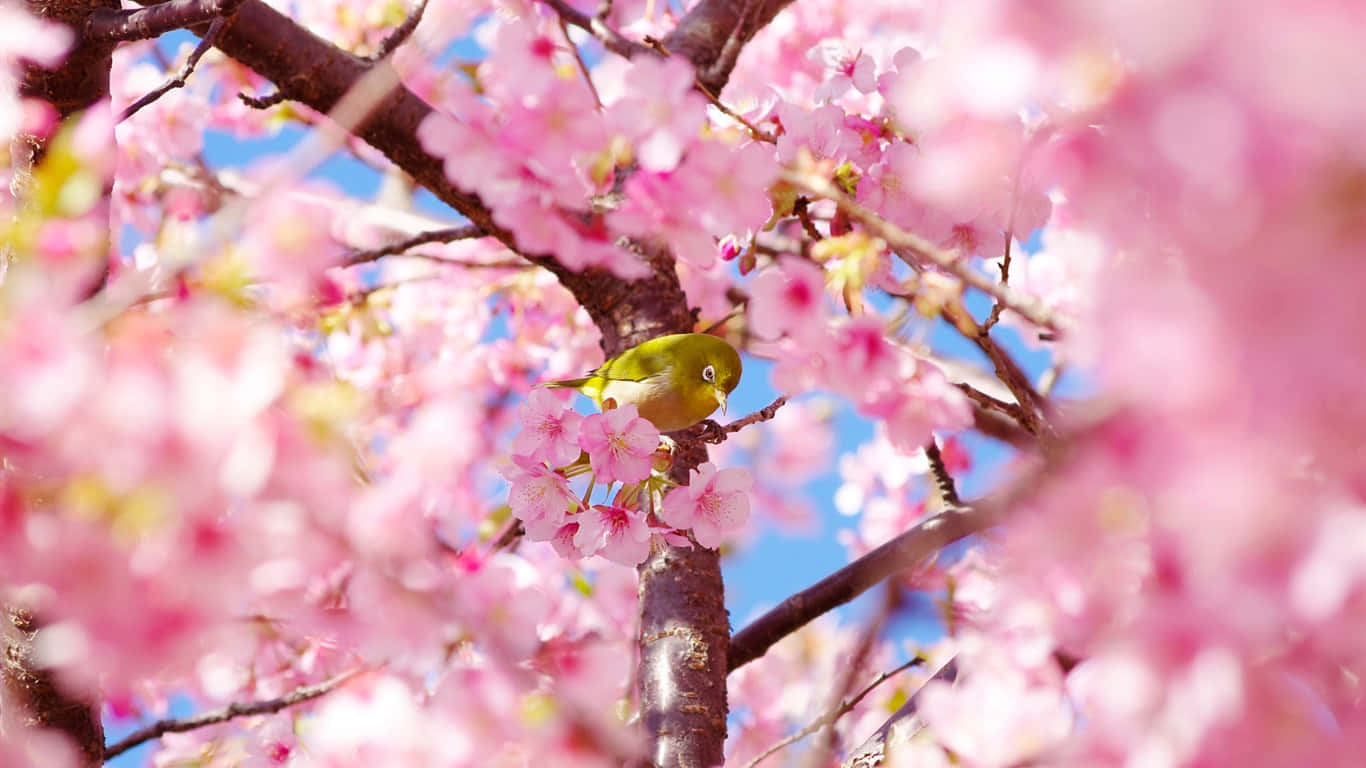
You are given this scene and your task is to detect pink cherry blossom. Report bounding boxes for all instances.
[607,54,706,172]
[577,404,660,484]
[747,256,828,341]
[660,463,752,548]
[502,456,579,540]
[513,387,586,467]
[573,504,652,566]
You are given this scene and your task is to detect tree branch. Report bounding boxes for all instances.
[941,301,1053,441]
[2,608,104,766]
[923,439,960,507]
[121,17,226,120]
[747,657,923,768]
[202,0,504,240]
[841,657,958,768]
[785,170,1062,333]
[342,224,488,265]
[662,0,797,94]
[366,0,428,61]
[102,668,364,760]
[85,0,246,43]
[538,0,652,59]
[728,504,1001,673]
[701,395,787,444]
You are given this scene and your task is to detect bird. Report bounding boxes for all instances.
[546,333,742,432]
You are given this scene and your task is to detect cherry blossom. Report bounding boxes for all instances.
[573,504,652,566]
[747,256,828,342]
[503,456,580,541]
[577,404,660,484]
[660,463,753,548]
[513,387,586,467]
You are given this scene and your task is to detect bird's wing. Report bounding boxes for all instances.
[547,339,677,388]
[593,346,674,382]
[544,377,592,389]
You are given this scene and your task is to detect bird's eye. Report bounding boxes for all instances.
[702,365,715,383]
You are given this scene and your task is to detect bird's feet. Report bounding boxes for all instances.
[694,418,727,444]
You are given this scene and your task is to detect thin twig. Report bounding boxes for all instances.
[702,395,788,443]
[238,89,286,109]
[539,0,651,59]
[695,80,775,143]
[367,0,428,61]
[981,161,1024,333]
[343,225,489,265]
[745,657,923,768]
[1037,361,1064,398]
[805,585,901,768]
[923,439,960,507]
[103,668,364,759]
[490,519,525,553]
[794,197,824,240]
[941,301,1051,440]
[784,170,1060,332]
[558,17,603,110]
[121,18,227,121]
[841,658,959,768]
[954,381,1027,426]
[85,0,245,43]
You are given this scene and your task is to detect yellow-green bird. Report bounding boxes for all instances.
[547,333,742,432]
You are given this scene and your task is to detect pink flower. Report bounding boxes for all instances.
[774,102,847,165]
[918,654,1072,767]
[608,55,706,172]
[550,522,588,559]
[513,388,584,467]
[748,257,828,341]
[573,505,652,566]
[822,316,901,401]
[660,463,752,548]
[810,43,878,102]
[502,456,579,540]
[577,404,659,484]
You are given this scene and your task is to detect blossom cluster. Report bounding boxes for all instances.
[507,389,753,565]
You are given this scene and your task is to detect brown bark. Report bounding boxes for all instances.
[21,0,119,117]
[2,608,103,766]
[662,0,798,95]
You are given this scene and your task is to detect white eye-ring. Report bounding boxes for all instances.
[702,364,715,383]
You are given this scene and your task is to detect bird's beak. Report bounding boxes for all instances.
[714,388,728,415]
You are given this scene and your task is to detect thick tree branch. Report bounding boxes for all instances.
[84,0,245,43]
[662,0,797,94]
[202,0,503,239]
[103,668,363,759]
[21,0,119,118]
[728,505,1000,673]
[2,608,104,767]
